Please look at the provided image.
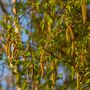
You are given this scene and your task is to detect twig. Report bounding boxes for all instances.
[19,0,45,19]
[82,83,90,89]
[0,0,9,15]
[19,7,36,19]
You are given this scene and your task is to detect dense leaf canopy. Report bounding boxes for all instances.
[0,0,90,90]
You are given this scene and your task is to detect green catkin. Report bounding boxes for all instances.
[66,26,71,42]
[82,0,87,24]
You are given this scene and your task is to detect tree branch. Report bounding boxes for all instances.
[0,0,9,15]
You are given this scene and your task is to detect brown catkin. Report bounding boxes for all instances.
[69,26,75,41]
[66,27,71,42]
[13,8,17,15]
[69,26,75,57]
[82,0,87,24]
[71,41,75,57]
[66,26,75,57]
[77,72,80,90]
[6,41,11,60]
[40,49,44,78]
[40,55,44,78]
[31,64,34,90]
[12,0,16,3]
[48,22,51,32]
[12,0,17,14]
[51,61,56,85]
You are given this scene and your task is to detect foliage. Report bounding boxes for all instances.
[0,0,90,90]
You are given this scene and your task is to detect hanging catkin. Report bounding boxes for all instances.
[66,26,75,41]
[76,72,80,90]
[69,26,75,57]
[12,0,17,14]
[32,64,35,90]
[40,48,44,78]
[66,26,71,42]
[71,41,75,57]
[82,0,87,24]
[66,26,75,56]
[69,26,75,56]
[69,26,75,41]
[51,60,56,85]
[48,22,51,32]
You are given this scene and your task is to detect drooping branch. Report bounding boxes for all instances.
[26,42,74,66]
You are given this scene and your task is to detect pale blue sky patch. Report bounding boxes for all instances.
[1,80,7,90]
[21,31,29,42]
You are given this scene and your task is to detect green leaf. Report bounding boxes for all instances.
[25,52,30,56]
[25,29,29,34]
